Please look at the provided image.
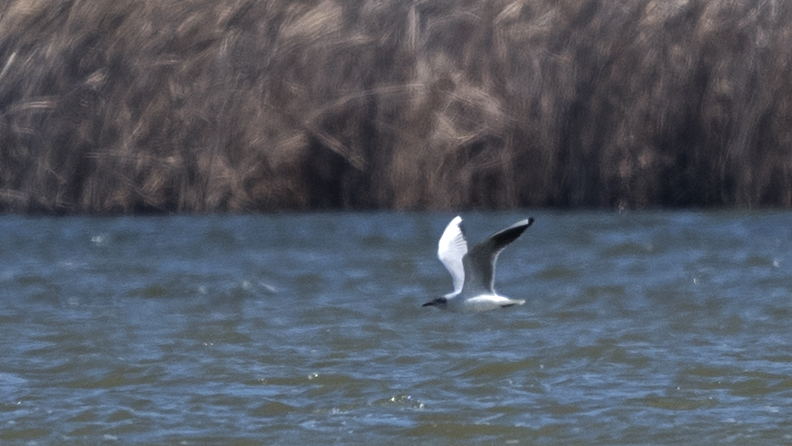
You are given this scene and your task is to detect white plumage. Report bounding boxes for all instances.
[423,215,534,313]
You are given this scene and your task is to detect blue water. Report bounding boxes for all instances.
[1,211,792,445]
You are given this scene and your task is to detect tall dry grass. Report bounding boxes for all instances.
[0,0,791,213]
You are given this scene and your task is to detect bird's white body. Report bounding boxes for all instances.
[444,294,522,313]
[423,215,533,313]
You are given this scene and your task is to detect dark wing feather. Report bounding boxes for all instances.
[462,218,533,295]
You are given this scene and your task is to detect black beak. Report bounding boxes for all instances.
[422,301,436,307]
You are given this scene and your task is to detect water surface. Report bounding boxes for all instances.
[1,211,791,445]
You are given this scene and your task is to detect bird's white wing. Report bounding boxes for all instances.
[437,216,468,294]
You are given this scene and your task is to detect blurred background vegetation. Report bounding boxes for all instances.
[0,0,790,213]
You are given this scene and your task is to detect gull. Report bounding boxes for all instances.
[422,215,534,312]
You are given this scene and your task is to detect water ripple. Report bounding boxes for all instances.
[1,212,792,444]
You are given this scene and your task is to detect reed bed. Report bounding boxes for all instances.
[0,0,790,213]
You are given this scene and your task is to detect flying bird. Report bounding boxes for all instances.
[422,216,534,312]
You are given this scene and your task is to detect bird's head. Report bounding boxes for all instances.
[421,296,447,309]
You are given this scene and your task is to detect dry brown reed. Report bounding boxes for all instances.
[0,0,791,213]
